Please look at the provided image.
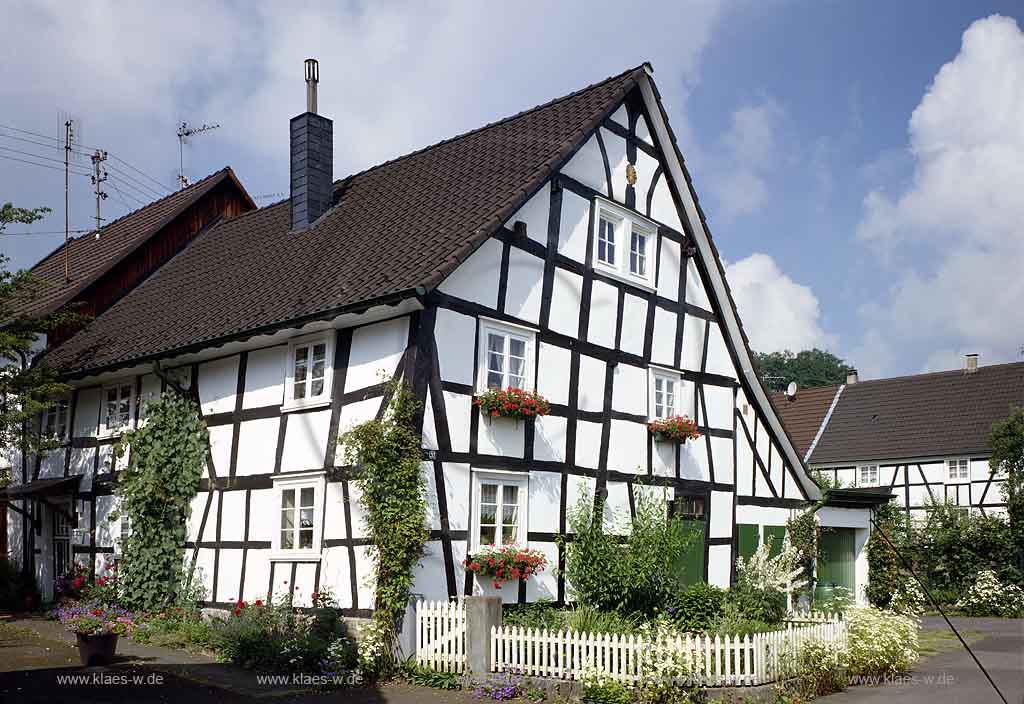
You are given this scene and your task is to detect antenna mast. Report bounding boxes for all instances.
[90,150,108,232]
[176,121,220,189]
[64,119,74,282]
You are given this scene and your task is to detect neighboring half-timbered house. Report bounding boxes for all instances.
[6,62,880,610]
[774,357,1022,522]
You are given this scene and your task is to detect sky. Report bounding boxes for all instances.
[1,0,1022,380]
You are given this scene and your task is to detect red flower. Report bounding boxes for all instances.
[255,600,263,607]
[233,608,242,617]
[92,608,103,616]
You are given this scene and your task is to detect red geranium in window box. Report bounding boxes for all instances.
[648,415,700,444]
[473,387,550,421]
[463,545,548,589]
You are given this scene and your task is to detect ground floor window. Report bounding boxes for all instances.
[471,470,528,550]
[271,472,326,559]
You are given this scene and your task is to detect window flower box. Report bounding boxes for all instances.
[648,415,700,444]
[463,545,548,589]
[473,387,550,421]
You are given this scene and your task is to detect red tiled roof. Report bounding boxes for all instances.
[46,66,646,376]
[770,385,841,458]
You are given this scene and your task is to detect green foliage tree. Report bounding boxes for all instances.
[111,391,208,610]
[339,378,428,664]
[989,406,1024,577]
[865,501,908,608]
[561,489,697,616]
[0,203,76,475]
[753,348,851,392]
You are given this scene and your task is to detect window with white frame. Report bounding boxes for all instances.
[271,473,325,558]
[592,198,656,288]
[947,458,969,481]
[648,368,681,419]
[471,471,528,549]
[858,464,879,487]
[477,319,535,392]
[284,334,334,410]
[42,398,70,439]
[101,382,135,436]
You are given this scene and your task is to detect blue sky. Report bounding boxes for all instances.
[2,1,1022,379]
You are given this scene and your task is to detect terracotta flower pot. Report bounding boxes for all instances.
[76,632,119,667]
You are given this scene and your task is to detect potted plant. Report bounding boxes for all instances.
[647,415,700,444]
[55,603,135,666]
[463,545,548,589]
[473,387,550,422]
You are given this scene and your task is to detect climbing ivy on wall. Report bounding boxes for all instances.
[339,377,428,662]
[111,391,208,610]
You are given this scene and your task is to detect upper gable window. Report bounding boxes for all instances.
[592,198,656,289]
[477,319,536,392]
[947,458,969,481]
[42,398,70,440]
[101,382,135,437]
[283,333,334,411]
[858,464,879,487]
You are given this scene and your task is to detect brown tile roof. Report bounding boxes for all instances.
[10,168,248,320]
[45,66,647,376]
[808,361,1024,464]
[770,385,841,458]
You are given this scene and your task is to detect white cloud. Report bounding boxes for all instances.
[707,99,782,220]
[725,253,836,353]
[853,15,1024,375]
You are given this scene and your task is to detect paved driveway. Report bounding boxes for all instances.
[820,617,1024,704]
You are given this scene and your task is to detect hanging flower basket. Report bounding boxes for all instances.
[473,387,550,421]
[648,415,700,444]
[463,546,548,589]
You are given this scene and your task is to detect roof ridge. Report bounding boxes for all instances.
[845,359,1024,387]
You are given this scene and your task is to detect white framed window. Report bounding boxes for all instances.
[42,398,70,440]
[947,458,969,481]
[283,333,334,411]
[100,382,135,437]
[271,472,326,560]
[476,319,536,392]
[471,470,528,550]
[858,464,879,487]
[592,198,656,289]
[648,367,681,420]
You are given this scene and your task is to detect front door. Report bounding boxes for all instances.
[815,527,855,605]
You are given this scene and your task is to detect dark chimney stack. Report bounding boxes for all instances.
[290,58,333,231]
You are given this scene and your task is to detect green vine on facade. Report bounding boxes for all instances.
[339,377,428,662]
[111,391,208,610]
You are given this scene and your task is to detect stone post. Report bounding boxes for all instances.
[465,595,502,676]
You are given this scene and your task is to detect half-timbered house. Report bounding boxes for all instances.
[6,62,880,610]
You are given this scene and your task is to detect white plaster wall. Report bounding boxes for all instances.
[735,505,793,526]
[648,178,683,233]
[236,417,279,476]
[198,356,239,416]
[652,441,674,477]
[528,471,562,533]
[650,308,677,367]
[537,343,570,406]
[709,491,733,538]
[509,182,551,246]
[442,463,470,531]
[217,549,243,602]
[477,418,524,458]
[437,238,502,308]
[74,388,101,436]
[707,544,731,588]
[635,114,653,146]
[577,355,606,412]
[602,128,629,200]
[680,441,709,482]
[504,249,544,324]
[611,363,647,416]
[243,346,286,409]
[619,294,647,357]
[575,421,602,470]
[219,491,246,541]
[712,437,734,484]
[320,547,352,607]
[247,489,277,544]
[346,317,409,392]
[208,424,233,477]
[565,475,597,527]
[561,135,607,196]
[680,317,705,371]
[338,397,380,437]
[443,392,472,454]
[548,268,583,337]
[657,238,681,301]
[323,482,347,540]
[684,259,711,311]
[557,191,591,264]
[607,420,647,474]
[704,324,734,378]
[609,105,628,128]
[587,280,618,349]
[919,461,947,485]
[633,149,660,215]
[422,393,438,452]
[525,540,559,602]
[435,308,476,386]
[534,415,567,463]
[603,480,631,531]
[280,409,331,472]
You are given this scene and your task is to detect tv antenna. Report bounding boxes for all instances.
[176,121,219,189]
[56,112,83,282]
[90,150,108,232]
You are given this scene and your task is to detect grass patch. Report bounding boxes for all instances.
[918,628,985,657]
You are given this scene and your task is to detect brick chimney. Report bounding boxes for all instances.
[290,58,333,231]
[846,368,858,385]
[965,353,979,374]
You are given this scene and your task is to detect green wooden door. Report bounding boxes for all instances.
[764,526,787,558]
[815,527,855,604]
[678,520,706,586]
[737,524,759,563]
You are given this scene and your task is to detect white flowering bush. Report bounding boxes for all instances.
[956,570,1024,617]
[735,535,803,593]
[794,639,848,697]
[357,620,389,675]
[889,578,927,616]
[846,606,919,677]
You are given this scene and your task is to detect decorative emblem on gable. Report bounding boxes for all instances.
[625,163,637,186]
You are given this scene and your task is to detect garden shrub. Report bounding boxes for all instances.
[723,585,786,626]
[794,639,847,698]
[866,502,907,609]
[565,605,642,635]
[888,578,927,616]
[580,672,632,704]
[955,570,1024,617]
[503,600,564,631]
[845,606,919,677]
[663,582,725,633]
[562,488,697,616]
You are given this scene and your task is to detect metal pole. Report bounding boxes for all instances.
[64,120,71,282]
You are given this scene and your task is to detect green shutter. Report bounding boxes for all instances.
[764,526,787,559]
[678,520,706,586]
[737,524,759,562]
[815,527,855,604]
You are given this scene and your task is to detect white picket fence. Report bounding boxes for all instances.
[415,599,466,673]
[785,609,842,626]
[415,600,846,687]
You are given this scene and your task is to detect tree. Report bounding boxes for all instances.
[989,406,1024,579]
[0,202,71,479]
[753,348,851,392]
